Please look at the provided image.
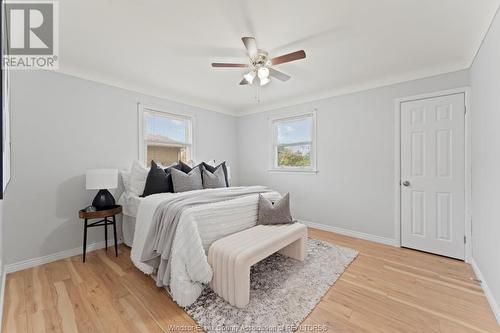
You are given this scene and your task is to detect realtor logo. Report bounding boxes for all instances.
[2,1,59,69]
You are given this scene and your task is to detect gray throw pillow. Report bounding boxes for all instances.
[171,167,203,192]
[257,193,295,225]
[202,165,226,189]
[202,161,229,187]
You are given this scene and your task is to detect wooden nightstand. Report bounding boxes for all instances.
[78,205,122,262]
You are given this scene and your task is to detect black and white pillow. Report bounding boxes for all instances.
[142,161,180,197]
[201,164,226,189]
[171,164,203,192]
[202,161,229,187]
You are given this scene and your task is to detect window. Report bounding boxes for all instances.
[138,105,194,167]
[270,112,317,172]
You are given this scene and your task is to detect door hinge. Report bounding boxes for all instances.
[465,106,467,115]
[464,235,467,244]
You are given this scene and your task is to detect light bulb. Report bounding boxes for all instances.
[243,71,256,84]
[260,77,270,86]
[258,67,270,79]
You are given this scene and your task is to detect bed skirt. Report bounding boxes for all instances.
[122,214,136,247]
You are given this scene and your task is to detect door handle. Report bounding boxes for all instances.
[402,180,410,187]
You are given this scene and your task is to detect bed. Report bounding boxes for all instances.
[117,191,143,246]
[118,186,281,306]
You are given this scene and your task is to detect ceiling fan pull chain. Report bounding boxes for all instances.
[254,83,258,102]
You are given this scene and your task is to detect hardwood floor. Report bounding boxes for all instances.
[2,228,499,333]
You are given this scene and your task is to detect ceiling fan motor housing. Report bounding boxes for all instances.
[252,50,271,68]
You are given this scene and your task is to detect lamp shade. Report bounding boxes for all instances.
[86,169,118,190]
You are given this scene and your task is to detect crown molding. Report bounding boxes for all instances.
[234,63,469,116]
[54,68,239,117]
[470,3,500,68]
[53,62,469,118]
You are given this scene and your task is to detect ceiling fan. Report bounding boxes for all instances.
[211,37,306,86]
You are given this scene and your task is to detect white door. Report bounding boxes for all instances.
[401,93,465,259]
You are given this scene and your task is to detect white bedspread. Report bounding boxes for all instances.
[130,186,281,306]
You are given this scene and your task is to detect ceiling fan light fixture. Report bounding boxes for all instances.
[243,71,256,84]
[260,77,270,86]
[257,67,270,79]
[212,37,306,89]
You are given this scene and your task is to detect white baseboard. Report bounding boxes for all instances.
[299,220,399,247]
[471,258,500,324]
[4,239,123,274]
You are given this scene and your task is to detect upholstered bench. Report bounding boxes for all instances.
[208,223,307,308]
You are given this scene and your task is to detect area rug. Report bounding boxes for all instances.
[185,238,358,333]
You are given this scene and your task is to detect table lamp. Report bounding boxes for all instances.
[86,169,118,210]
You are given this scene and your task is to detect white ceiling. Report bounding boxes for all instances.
[58,0,500,115]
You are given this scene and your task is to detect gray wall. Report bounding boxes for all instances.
[237,70,469,241]
[470,8,500,318]
[4,71,239,265]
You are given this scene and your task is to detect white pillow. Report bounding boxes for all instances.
[205,159,217,167]
[120,170,132,193]
[129,160,148,196]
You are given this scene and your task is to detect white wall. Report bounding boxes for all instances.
[3,71,239,265]
[470,8,500,321]
[237,70,469,242]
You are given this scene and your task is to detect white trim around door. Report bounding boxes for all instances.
[393,87,471,262]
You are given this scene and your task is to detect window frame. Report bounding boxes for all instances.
[138,104,196,165]
[268,110,317,174]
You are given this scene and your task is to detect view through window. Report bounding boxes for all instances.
[143,110,192,166]
[272,113,315,170]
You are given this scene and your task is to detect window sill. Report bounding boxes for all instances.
[268,168,318,174]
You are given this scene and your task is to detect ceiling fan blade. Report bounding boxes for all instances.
[239,78,249,85]
[271,50,306,65]
[269,68,291,81]
[242,37,258,58]
[212,63,248,68]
